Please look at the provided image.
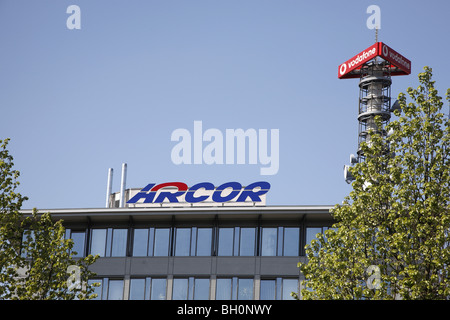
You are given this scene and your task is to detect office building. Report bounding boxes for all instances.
[28,187,333,300]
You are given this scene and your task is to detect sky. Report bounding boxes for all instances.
[0,0,449,210]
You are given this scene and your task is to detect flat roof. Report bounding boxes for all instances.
[20,205,335,224]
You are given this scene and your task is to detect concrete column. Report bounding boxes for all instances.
[254,275,260,300]
[209,275,216,300]
[166,275,173,300]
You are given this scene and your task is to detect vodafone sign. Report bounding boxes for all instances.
[338,42,411,79]
[338,43,378,79]
[378,43,411,75]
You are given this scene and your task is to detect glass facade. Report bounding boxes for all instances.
[174,228,191,256]
[62,210,333,301]
[283,228,300,256]
[108,279,125,300]
[261,228,277,256]
[154,228,171,256]
[66,229,86,258]
[172,277,210,300]
[260,278,299,300]
[87,276,301,300]
[90,229,107,257]
[151,278,167,300]
[88,278,124,300]
[172,278,189,300]
[88,228,128,257]
[65,224,334,258]
[196,228,213,256]
[216,277,254,300]
[217,227,257,256]
[129,278,146,300]
[132,228,150,256]
[260,279,276,300]
[305,227,335,249]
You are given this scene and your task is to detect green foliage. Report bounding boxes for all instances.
[0,138,99,300]
[298,66,450,300]
[0,138,27,297]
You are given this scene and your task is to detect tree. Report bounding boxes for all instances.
[0,138,99,300]
[297,66,450,300]
[0,138,28,298]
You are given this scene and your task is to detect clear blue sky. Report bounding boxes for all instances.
[0,0,449,209]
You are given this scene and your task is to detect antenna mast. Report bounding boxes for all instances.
[338,41,411,183]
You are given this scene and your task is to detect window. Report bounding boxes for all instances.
[196,228,212,256]
[132,228,150,256]
[172,277,210,300]
[71,231,86,257]
[305,226,336,256]
[151,278,167,300]
[282,279,298,300]
[306,226,334,245]
[88,279,103,300]
[282,227,300,256]
[261,228,277,256]
[171,227,214,256]
[172,278,189,300]
[90,228,128,257]
[259,278,299,300]
[193,278,210,300]
[65,229,86,257]
[218,227,256,256]
[306,227,322,247]
[239,228,256,256]
[154,228,170,256]
[133,227,213,257]
[260,227,300,256]
[85,224,328,259]
[111,229,127,257]
[218,228,234,256]
[133,228,160,256]
[260,280,276,300]
[129,278,147,300]
[108,279,124,300]
[305,226,333,255]
[175,228,191,256]
[216,277,253,300]
[20,230,34,258]
[216,278,232,300]
[129,278,168,300]
[88,278,123,300]
[90,229,107,257]
[238,278,254,300]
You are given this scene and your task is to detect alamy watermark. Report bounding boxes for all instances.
[66,265,81,292]
[366,265,381,290]
[170,121,279,175]
[64,5,382,36]
[66,5,81,30]
[366,5,381,31]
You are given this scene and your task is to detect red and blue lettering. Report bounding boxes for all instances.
[127,181,270,204]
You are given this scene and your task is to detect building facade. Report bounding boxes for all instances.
[34,203,334,300]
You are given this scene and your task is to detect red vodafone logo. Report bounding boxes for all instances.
[339,63,347,76]
[382,44,389,57]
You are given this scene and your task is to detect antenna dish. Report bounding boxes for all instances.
[390,100,401,112]
[350,154,358,164]
[344,165,355,184]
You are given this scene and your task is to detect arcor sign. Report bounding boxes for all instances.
[127,181,271,204]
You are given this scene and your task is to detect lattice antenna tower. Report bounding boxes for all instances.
[338,40,411,183]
